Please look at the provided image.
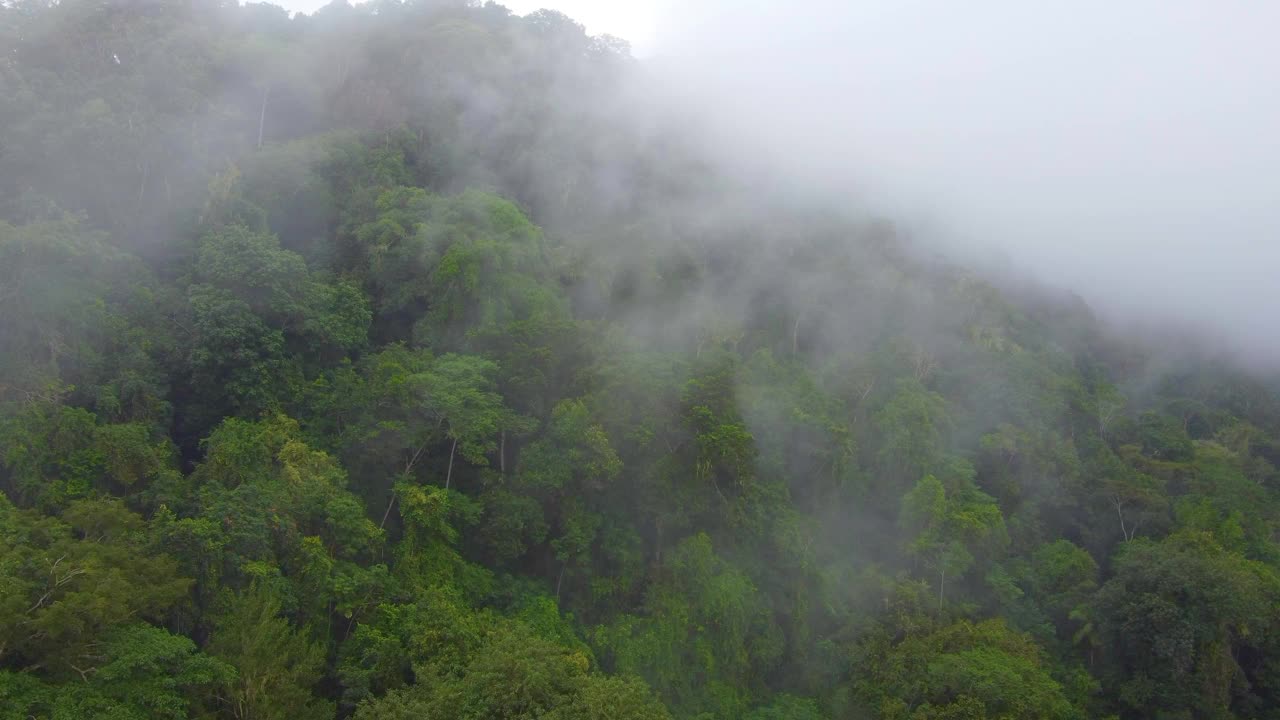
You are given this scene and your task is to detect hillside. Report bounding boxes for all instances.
[2,2,1280,719]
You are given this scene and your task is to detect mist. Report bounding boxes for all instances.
[262,0,1280,361]
[6,2,1280,718]
[630,1,1280,364]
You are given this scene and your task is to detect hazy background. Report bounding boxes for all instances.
[646,1,1280,362]
[277,0,1280,363]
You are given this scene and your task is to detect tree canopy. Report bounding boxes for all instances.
[2,2,1279,719]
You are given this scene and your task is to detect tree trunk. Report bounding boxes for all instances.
[444,438,458,490]
[383,442,429,528]
[1112,495,1139,541]
[499,430,506,474]
[257,84,271,149]
[379,492,397,530]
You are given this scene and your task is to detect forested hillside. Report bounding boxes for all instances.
[3,2,1280,719]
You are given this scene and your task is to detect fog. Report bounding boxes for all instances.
[6,2,1280,715]
[275,0,1277,362]
[631,1,1280,363]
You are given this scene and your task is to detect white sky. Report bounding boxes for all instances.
[648,1,1280,362]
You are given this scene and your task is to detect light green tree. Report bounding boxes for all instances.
[901,462,1008,607]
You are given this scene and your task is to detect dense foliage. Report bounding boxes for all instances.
[3,2,1280,719]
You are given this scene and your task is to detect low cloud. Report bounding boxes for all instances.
[640,1,1280,364]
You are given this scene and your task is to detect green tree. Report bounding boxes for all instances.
[594,533,780,719]
[355,623,670,720]
[852,619,1080,720]
[900,462,1008,607]
[207,586,333,720]
[335,345,523,527]
[0,496,191,679]
[0,401,177,510]
[876,378,949,484]
[0,623,233,720]
[180,414,383,627]
[1090,532,1280,719]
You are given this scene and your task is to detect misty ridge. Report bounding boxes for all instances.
[2,2,1280,720]
[638,1,1280,365]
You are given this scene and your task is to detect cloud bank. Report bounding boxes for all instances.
[638,1,1280,363]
